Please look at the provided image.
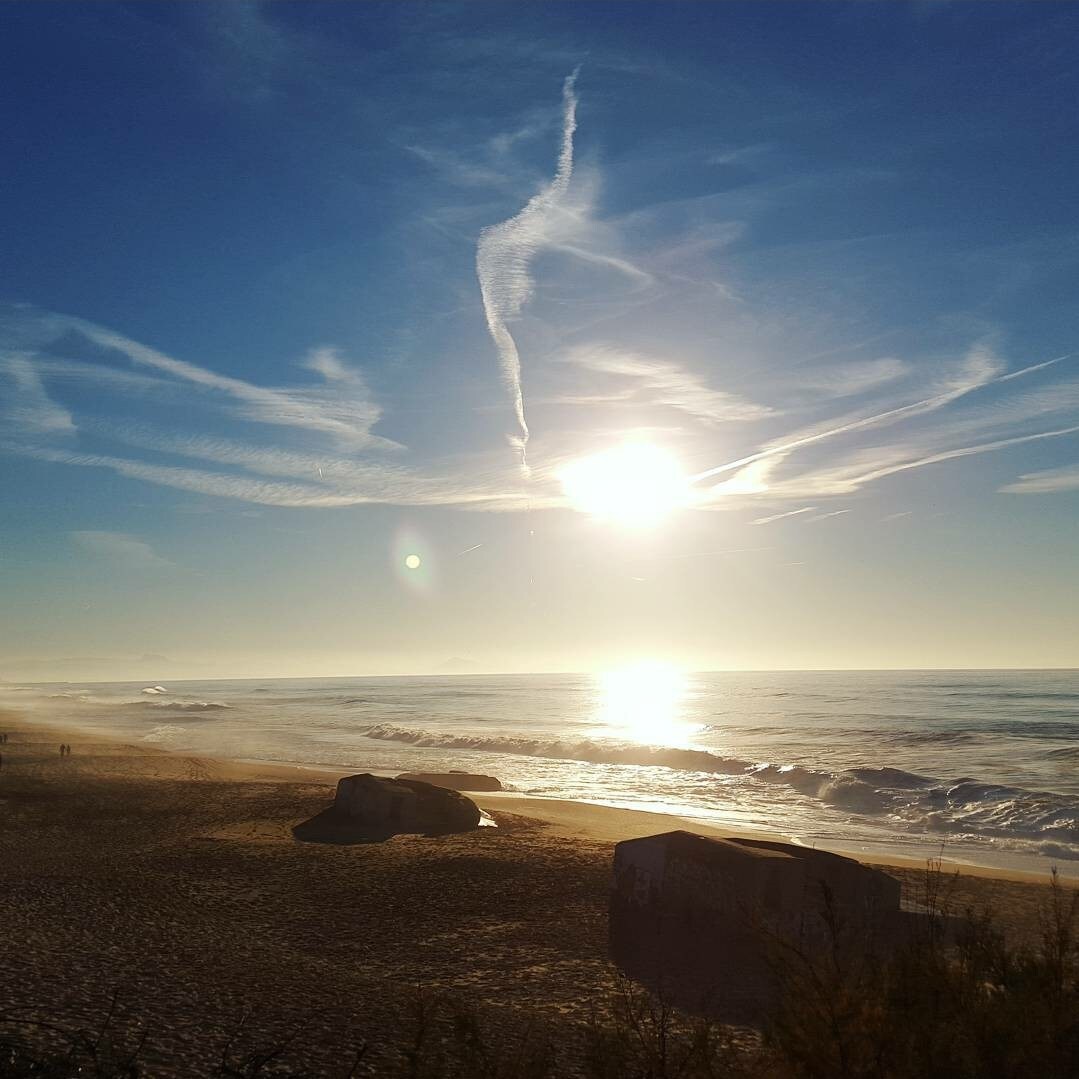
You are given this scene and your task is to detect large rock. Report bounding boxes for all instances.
[334,773,481,835]
[396,770,502,792]
[609,830,903,1021]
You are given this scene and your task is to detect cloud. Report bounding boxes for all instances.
[71,317,397,450]
[18,440,530,511]
[0,304,538,511]
[706,456,782,497]
[693,345,1043,487]
[753,506,817,526]
[1000,463,1079,495]
[1,355,76,437]
[822,424,1079,493]
[476,69,579,470]
[3,59,1077,526]
[789,357,911,399]
[71,531,175,571]
[559,345,773,424]
[406,144,510,189]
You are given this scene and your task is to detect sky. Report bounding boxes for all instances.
[1,2,1078,681]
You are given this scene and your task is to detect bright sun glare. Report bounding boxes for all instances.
[558,443,689,528]
[598,663,696,744]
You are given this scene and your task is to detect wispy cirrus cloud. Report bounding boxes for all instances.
[692,350,1078,507]
[693,346,1050,488]
[787,356,911,400]
[0,355,75,437]
[2,305,395,449]
[557,344,773,425]
[1000,463,1079,495]
[0,304,532,510]
[3,64,1078,526]
[476,69,580,470]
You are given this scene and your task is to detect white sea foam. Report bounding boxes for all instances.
[5,670,1078,873]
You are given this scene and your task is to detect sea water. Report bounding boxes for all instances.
[4,669,1078,877]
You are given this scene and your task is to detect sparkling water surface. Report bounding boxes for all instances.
[5,669,1078,877]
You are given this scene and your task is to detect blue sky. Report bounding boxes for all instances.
[2,2,1078,679]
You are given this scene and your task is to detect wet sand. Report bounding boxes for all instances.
[0,710,1071,1074]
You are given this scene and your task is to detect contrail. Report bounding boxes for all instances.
[689,352,1073,486]
[476,69,580,474]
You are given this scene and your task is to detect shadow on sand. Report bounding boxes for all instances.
[291,807,399,845]
[292,806,484,845]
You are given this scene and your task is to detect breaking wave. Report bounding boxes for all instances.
[358,723,1079,853]
[124,700,231,713]
[358,722,750,774]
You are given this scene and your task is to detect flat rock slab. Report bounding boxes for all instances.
[396,771,503,792]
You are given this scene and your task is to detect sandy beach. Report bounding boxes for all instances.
[1,709,1072,1074]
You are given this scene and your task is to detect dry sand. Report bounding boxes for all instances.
[0,709,1071,1074]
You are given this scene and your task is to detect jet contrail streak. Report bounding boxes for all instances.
[689,353,1073,486]
[476,70,579,474]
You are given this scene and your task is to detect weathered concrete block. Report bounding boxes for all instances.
[610,831,903,1021]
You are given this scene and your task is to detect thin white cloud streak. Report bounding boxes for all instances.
[753,506,817,526]
[1001,463,1079,494]
[71,531,175,571]
[9,307,397,449]
[1,355,76,436]
[476,69,579,472]
[87,424,527,507]
[406,144,509,188]
[5,429,535,509]
[790,357,911,399]
[547,242,653,287]
[560,344,772,424]
[706,456,782,497]
[16,443,527,510]
[692,347,1059,487]
[0,306,551,512]
[749,424,1079,499]
[835,425,1079,490]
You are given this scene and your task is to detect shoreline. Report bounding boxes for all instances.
[2,704,1075,1073]
[4,707,1072,887]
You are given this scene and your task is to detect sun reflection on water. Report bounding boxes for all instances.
[597,663,700,745]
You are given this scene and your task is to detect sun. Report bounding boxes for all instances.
[598,663,697,744]
[558,443,689,528]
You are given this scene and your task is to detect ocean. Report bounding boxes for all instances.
[4,669,1078,877]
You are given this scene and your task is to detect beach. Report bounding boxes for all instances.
[1,708,1072,1074]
